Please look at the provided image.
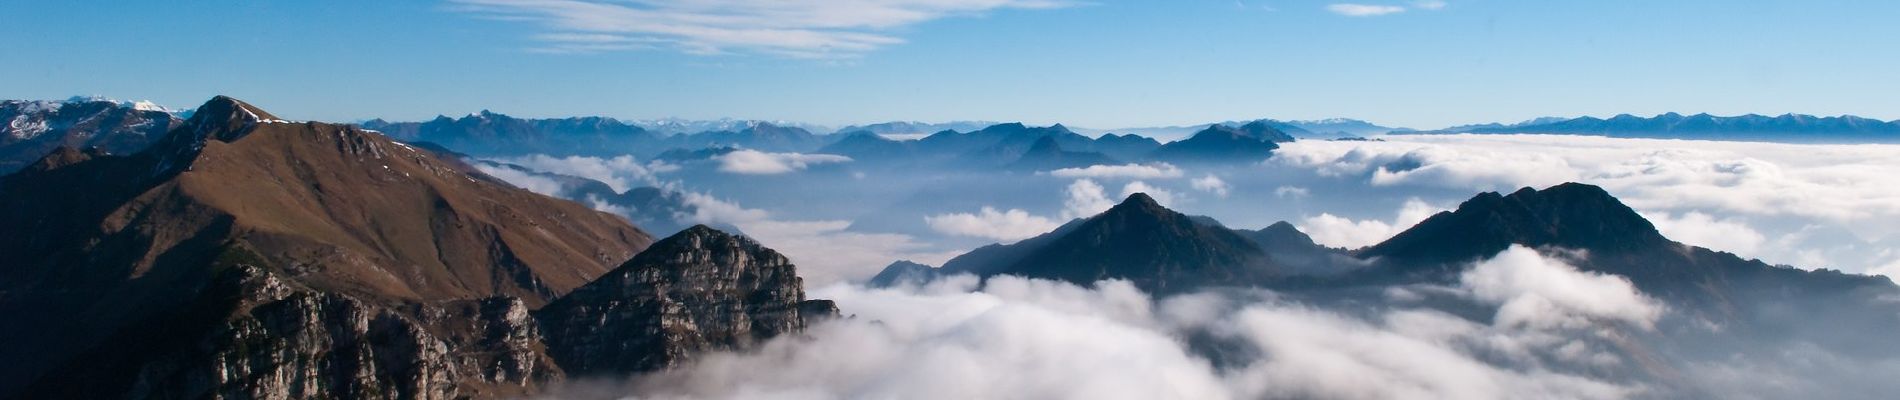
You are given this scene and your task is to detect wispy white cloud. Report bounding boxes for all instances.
[486,154,675,192]
[1191,174,1230,198]
[1049,163,1185,180]
[452,0,1078,58]
[1326,3,1407,17]
[714,150,852,174]
[926,206,1064,242]
[1411,0,1447,10]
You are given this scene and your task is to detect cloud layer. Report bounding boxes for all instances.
[562,247,1662,400]
[1275,134,1900,275]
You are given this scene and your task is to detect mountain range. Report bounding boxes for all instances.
[0,97,830,398]
[883,182,1900,352]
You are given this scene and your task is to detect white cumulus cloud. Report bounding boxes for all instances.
[1064,179,1117,219]
[714,150,852,174]
[1640,211,1767,257]
[1191,174,1230,198]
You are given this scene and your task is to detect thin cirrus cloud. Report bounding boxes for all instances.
[450,0,1078,57]
[1325,1,1445,17]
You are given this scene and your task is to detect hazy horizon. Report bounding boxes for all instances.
[6,1,1898,129]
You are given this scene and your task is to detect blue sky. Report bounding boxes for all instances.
[4,0,1896,129]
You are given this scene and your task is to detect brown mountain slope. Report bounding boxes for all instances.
[0,95,650,303]
[0,96,653,397]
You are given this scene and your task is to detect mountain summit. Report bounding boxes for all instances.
[938,193,1279,292]
[1362,182,1667,267]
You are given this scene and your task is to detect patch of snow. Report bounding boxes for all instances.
[128,100,168,112]
[8,100,65,115]
[7,115,51,140]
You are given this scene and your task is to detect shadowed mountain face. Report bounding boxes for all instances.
[0,96,664,398]
[0,99,182,173]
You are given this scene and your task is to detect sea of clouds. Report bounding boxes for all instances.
[1271,134,1900,277]
[542,246,1900,400]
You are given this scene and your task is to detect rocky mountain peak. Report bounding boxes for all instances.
[536,225,832,375]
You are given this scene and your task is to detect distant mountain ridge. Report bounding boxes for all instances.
[1,98,183,173]
[363,113,829,158]
[1418,112,1900,142]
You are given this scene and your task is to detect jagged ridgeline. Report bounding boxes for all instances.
[0,97,833,399]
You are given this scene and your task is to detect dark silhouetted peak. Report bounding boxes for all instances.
[1234,221,1355,276]
[1113,192,1164,214]
[968,190,1274,292]
[983,122,1029,132]
[1255,221,1319,248]
[1236,120,1298,143]
[1149,125,1279,163]
[868,260,941,287]
[1362,182,1667,266]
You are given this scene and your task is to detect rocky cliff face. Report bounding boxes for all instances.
[537,225,836,376]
